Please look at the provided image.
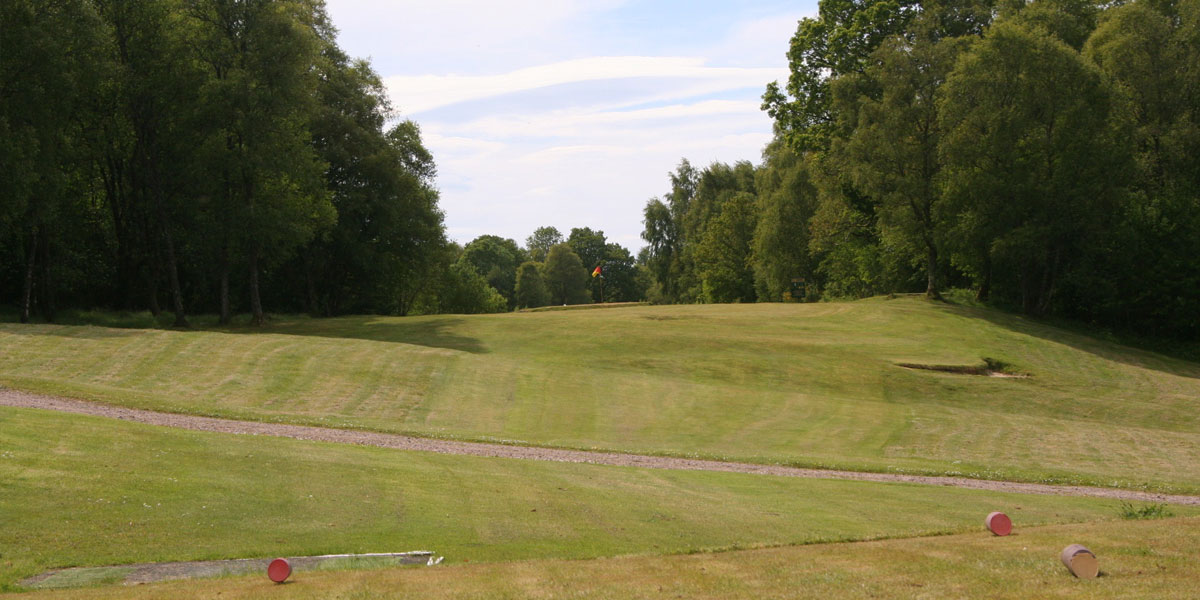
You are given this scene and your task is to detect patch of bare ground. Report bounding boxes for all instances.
[2,388,1196,506]
[20,552,437,588]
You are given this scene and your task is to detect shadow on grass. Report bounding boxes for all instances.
[934,300,1200,380]
[0,308,488,354]
[261,315,489,354]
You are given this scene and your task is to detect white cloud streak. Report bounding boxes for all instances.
[384,57,785,114]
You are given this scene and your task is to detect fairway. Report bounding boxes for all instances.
[3,406,1195,593]
[3,298,1199,492]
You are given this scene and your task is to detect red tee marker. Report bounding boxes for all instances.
[986,511,1012,536]
[267,558,291,583]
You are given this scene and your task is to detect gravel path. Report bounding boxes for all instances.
[4,388,1198,506]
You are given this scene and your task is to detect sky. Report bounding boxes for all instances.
[322,1,818,251]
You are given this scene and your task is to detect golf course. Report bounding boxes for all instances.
[3,297,1199,598]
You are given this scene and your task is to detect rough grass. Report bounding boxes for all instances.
[3,297,1200,492]
[4,407,1184,591]
[9,516,1199,599]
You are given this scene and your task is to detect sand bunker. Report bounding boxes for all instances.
[896,358,1030,378]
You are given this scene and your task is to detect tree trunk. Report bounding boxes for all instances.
[248,244,264,326]
[219,247,231,325]
[975,249,992,303]
[37,228,55,322]
[163,226,188,328]
[304,253,319,316]
[20,226,38,324]
[147,264,161,317]
[152,185,189,328]
[924,241,941,300]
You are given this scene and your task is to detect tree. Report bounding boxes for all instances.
[436,262,507,314]
[695,191,758,303]
[457,235,524,307]
[752,139,819,301]
[543,244,591,305]
[294,30,445,317]
[186,0,335,325]
[598,243,645,302]
[763,0,922,151]
[1077,0,1200,337]
[939,19,1130,314]
[567,227,606,300]
[641,198,677,301]
[0,0,107,323]
[640,159,698,303]
[831,22,971,299]
[525,226,563,262]
[567,227,606,271]
[514,261,550,309]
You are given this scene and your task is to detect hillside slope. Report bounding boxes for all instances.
[3,297,1198,491]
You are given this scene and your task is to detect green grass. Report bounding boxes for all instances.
[9,516,1200,599]
[3,297,1200,492]
[3,407,1185,591]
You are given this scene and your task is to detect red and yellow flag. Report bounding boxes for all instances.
[592,266,602,278]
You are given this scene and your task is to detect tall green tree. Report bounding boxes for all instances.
[567,227,606,299]
[186,0,334,325]
[525,226,563,262]
[543,243,590,305]
[939,19,1130,313]
[640,159,697,303]
[831,21,971,299]
[0,0,107,322]
[695,191,758,303]
[763,0,922,151]
[514,261,550,309]
[752,140,819,301]
[1079,0,1200,336]
[457,235,524,307]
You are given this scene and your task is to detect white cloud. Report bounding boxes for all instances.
[384,57,785,114]
[323,1,815,250]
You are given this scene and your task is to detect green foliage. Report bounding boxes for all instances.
[543,243,591,305]
[1117,502,1173,520]
[0,0,448,322]
[458,235,525,308]
[939,19,1130,314]
[597,243,646,302]
[752,141,818,302]
[430,261,507,315]
[762,0,922,151]
[1079,0,1200,338]
[831,20,970,298]
[515,261,550,309]
[567,227,608,300]
[695,192,758,303]
[525,226,563,263]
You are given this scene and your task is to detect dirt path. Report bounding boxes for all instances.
[3,388,1198,506]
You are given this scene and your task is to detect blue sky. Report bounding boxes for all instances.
[323,1,818,251]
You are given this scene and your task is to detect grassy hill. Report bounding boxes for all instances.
[4,297,1200,596]
[3,297,1199,492]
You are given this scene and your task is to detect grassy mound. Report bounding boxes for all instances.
[3,297,1198,490]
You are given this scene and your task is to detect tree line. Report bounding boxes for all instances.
[1,0,451,325]
[449,227,650,313]
[642,0,1199,340]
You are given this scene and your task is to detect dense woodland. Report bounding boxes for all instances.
[3,0,1198,340]
[644,0,1200,339]
[0,0,645,323]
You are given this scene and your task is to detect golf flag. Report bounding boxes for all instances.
[592,266,602,278]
